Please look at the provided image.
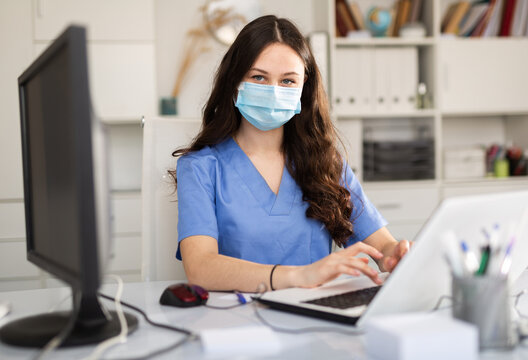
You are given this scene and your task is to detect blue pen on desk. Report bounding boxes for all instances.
[235,291,247,304]
[499,237,516,275]
[460,241,480,273]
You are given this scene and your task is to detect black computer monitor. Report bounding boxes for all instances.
[0,25,137,348]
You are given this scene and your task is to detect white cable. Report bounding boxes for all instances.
[47,294,71,313]
[81,275,127,360]
[33,290,81,360]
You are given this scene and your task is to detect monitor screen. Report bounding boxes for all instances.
[24,41,82,279]
[0,25,137,349]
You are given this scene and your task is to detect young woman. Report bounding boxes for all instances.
[172,15,410,292]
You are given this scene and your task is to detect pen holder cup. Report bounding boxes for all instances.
[452,275,517,350]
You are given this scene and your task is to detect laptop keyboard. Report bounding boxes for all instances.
[303,286,382,309]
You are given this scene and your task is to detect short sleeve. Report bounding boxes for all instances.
[342,164,387,246]
[175,153,219,260]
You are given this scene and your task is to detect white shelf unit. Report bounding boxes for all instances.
[0,0,154,291]
[314,0,528,240]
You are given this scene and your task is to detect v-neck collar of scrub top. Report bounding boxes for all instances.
[217,137,297,216]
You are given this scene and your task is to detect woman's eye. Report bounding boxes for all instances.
[252,75,264,81]
[281,79,294,85]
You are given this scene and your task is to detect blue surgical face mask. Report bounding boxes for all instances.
[234,82,302,131]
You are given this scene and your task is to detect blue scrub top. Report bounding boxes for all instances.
[176,137,387,265]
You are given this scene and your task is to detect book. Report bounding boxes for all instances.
[441,2,459,32]
[458,3,489,36]
[336,0,357,34]
[386,6,398,37]
[444,2,471,34]
[409,0,423,23]
[349,1,366,30]
[483,0,505,36]
[511,0,528,36]
[335,6,348,36]
[394,0,412,36]
[499,0,517,36]
[471,0,497,36]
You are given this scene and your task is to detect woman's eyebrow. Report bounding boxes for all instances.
[249,68,301,77]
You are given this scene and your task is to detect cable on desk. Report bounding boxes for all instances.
[430,295,453,312]
[514,288,528,343]
[204,291,254,309]
[81,275,128,360]
[251,284,364,335]
[98,289,198,360]
[98,293,194,336]
[32,289,82,360]
[102,334,198,360]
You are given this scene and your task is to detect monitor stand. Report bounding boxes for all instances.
[0,290,138,348]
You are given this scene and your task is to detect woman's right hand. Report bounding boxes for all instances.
[292,242,384,288]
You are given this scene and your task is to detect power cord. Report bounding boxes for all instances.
[97,289,198,360]
[204,291,254,309]
[97,294,194,336]
[514,289,528,344]
[81,275,128,360]
[32,289,82,360]
[431,295,453,312]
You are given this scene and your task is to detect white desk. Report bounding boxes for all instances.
[1,272,528,360]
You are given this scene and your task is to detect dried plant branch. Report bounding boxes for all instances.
[171,4,247,97]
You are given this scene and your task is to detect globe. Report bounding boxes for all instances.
[366,7,392,37]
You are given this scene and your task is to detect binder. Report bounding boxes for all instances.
[373,48,391,113]
[483,0,505,37]
[402,47,419,112]
[334,48,373,115]
[511,0,528,36]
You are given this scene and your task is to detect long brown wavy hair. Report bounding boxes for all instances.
[172,15,355,247]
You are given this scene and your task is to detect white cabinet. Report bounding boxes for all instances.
[34,42,157,123]
[0,1,154,291]
[89,44,157,121]
[33,0,154,41]
[0,0,33,200]
[439,39,528,114]
[366,186,439,223]
[317,0,528,242]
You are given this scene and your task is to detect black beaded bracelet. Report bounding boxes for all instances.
[270,264,280,291]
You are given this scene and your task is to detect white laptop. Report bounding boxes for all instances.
[257,190,528,327]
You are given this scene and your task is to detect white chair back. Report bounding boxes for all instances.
[141,117,201,281]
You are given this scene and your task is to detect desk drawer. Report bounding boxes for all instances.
[0,241,40,278]
[365,187,439,222]
[108,236,141,272]
[0,202,25,239]
[443,182,528,199]
[387,222,425,242]
[112,194,142,234]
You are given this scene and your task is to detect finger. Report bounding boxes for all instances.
[336,264,361,277]
[345,242,383,259]
[384,256,397,271]
[357,257,369,264]
[398,240,410,257]
[347,259,381,283]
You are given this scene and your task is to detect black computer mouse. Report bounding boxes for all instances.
[159,283,209,307]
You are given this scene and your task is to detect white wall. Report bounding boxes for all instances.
[154,0,314,117]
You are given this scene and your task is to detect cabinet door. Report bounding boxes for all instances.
[439,40,528,113]
[0,0,33,200]
[0,202,26,240]
[34,43,157,121]
[33,0,154,41]
[365,186,440,223]
[334,48,374,115]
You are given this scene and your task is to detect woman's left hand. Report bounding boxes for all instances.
[381,239,411,272]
